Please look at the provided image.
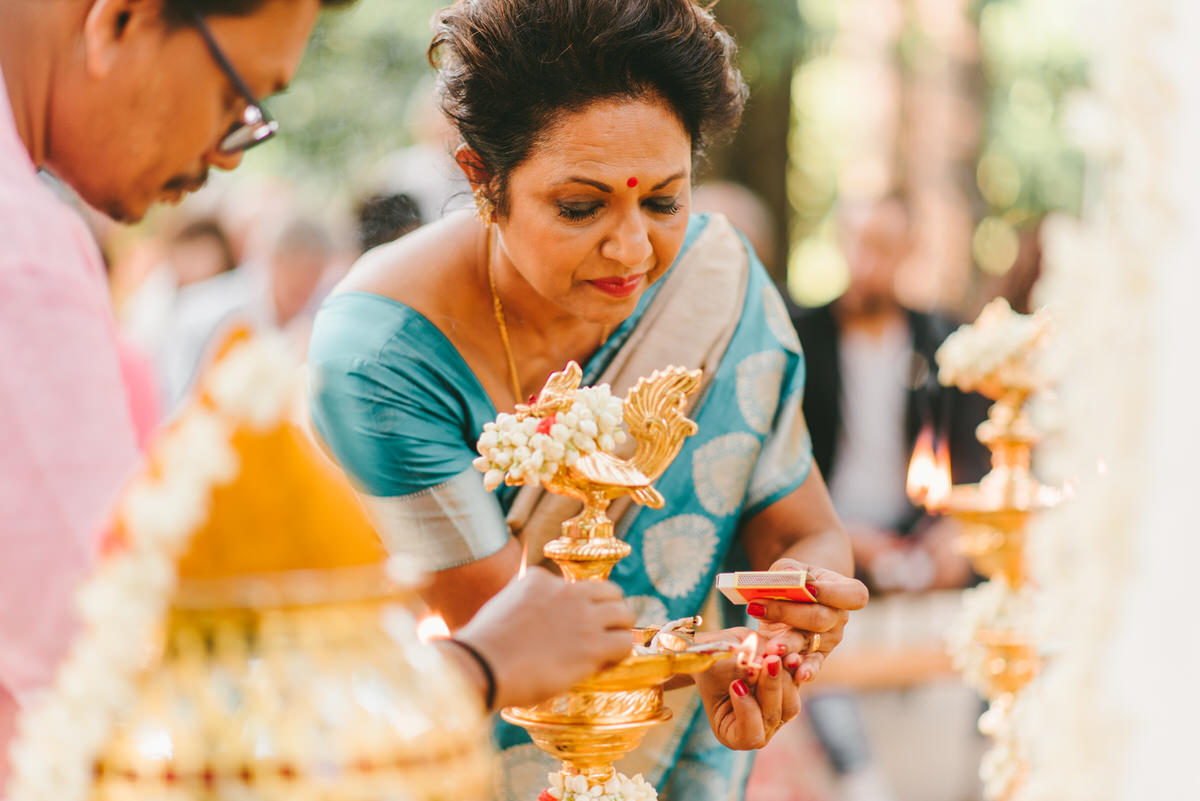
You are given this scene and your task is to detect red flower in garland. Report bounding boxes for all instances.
[538,790,558,801]
[536,414,558,436]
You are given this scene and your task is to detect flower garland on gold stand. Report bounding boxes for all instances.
[925,299,1059,801]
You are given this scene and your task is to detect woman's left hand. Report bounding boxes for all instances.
[751,558,869,683]
[692,628,802,750]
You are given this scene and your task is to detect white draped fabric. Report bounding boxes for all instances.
[1021,1,1200,799]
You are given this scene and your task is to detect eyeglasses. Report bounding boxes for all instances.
[189,12,280,154]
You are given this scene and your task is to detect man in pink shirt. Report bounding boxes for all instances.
[0,0,331,787]
[0,3,649,794]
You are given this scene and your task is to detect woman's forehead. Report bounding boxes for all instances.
[524,98,691,183]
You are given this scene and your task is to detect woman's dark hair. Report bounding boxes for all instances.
[428,0,747,213]
[163,0,353,26]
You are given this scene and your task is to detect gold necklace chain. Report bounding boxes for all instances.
[485,226,524,405]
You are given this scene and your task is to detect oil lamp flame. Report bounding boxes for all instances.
[416,612,450,644]
[736,632,761,671]
[906,426,936,505]
[928,441,952,510]
[906,427,951,511]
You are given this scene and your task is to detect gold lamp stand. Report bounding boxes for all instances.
[930,307,1059,801]
[499,363,734,794]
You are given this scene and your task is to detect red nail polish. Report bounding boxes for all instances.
[747,602,766,618]
[801,669,814,682]
[805,583,818,599]
[776,643,788,655]
[732,680,749,697]
[785,654,800,669]
[767,658,780,678]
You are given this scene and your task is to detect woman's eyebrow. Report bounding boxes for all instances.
[555,170,687,193]
[558,177,613,192]
[651,171,687,191]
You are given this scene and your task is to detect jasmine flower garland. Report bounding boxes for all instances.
[474,384,627,490]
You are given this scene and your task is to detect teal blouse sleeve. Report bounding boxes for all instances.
[307,292,510,570]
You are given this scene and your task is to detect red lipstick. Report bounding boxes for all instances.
[588,274,644,298]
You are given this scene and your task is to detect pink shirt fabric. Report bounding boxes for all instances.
[0,75,140,785]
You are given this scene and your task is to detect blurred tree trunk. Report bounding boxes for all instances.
[707,0,802,283]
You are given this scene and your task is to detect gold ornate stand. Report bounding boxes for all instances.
[92,374,494,801]
[95,573,492,801]
[933,312,1058,801]
[499,364,734,794]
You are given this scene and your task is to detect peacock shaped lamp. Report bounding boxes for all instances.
[476,361,735,800]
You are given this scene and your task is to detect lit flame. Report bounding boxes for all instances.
[906,426,951,511]
[906,426,936,505]
[416,612,450,644]
[928,439,952,510]
[517,542,528,580]
[737,632,761,671]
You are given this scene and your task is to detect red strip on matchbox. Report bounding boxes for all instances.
[716,570,817,604]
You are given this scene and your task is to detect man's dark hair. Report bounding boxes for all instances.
[163,0,354,26]
[355,193,421,254]
[428,0,747,215]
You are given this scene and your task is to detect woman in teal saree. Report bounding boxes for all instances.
[308,1,867,798]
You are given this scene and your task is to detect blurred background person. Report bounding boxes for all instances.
[130,214,338,413]
[167,218,240,287]
[262,216,338,354]
[122,217,245,412]
[691,181,779,276]
[784,194,990,801]
[123,218,238,357]
[793,195,987,595]
[355,191,422,254]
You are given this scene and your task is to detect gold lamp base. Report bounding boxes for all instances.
[502,709,673,784]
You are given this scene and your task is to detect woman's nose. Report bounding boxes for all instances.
[602,210,653,267]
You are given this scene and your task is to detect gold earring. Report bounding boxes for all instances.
[474,187,495,223]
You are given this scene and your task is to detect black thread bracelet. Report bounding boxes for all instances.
[448,638,497,711]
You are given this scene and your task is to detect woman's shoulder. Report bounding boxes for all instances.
[334,210,480,311]
[310,212,482,367]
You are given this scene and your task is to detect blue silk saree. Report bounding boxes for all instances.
[308,213,814,801]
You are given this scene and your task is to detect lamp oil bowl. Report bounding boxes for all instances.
[490,363,734,794]
[975,628,1040,700]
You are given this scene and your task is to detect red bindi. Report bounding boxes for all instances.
[626,177,638,188]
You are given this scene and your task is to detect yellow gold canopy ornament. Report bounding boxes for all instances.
[6,330,491,801]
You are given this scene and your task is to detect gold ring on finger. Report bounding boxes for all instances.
[808,633,821,654]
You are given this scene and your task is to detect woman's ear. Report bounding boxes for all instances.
[454,144,492,191]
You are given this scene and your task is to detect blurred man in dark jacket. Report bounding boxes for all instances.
[791,195,989,594]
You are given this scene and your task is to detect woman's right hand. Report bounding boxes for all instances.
[692,628,802,750]
[453,567,636,709]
